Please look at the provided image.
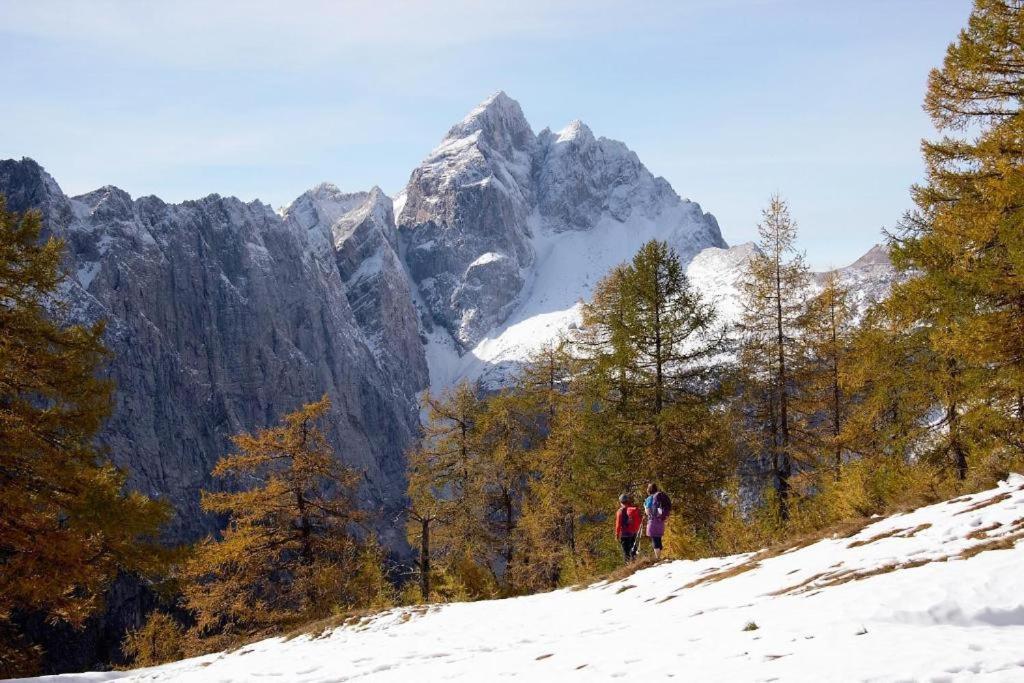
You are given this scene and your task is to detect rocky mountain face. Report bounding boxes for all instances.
[283,184,428,399]
[0,159,424,548]
[398,91,726,351]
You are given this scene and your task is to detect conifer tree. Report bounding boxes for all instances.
[508,346,604,590]
[739,195,810,519]
[473,392,534,586]
[0,199,167,675]
[889,0,1024,477]
[182,397,375,644]
[406,383,495,599]
[405,444,444,601]
[841,304,936,465]
[793,271,855,476]
[577,239,732,531]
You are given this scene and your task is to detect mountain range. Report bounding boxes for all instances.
[0,92,896,549]
[1,90,899,671]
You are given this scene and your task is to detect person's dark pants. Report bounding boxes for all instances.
[651,536,663,551]
[619,535,637,562]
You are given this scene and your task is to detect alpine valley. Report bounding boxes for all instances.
[0,92,896,670]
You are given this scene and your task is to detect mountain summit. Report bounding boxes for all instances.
[399,92,726,385]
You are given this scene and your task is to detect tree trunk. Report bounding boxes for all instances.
[419,517,430,601]
[774,257,791,520]
[295,489,313,565]
[830,297,842,479]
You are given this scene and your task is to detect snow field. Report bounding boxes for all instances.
[35,475,1024,683]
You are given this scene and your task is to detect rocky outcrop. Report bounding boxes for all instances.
[0,159,425,547]
[283,184,428,399]
[398,92,726,351]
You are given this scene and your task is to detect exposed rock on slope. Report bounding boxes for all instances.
[283,184,427,398]
[0,159,424,546]
[686,240,900,328]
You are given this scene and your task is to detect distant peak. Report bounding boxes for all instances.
[445,91,533,146]
[311,181,341,194]
[464,91,522,120]
[555,119,594,144]
[847,243,890,269]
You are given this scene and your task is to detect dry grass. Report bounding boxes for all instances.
[590,556,663,588]
[774,524,1024,596]
[848,523,933,548]
[767,571,833,597]
[281,604,423,643]
[966,521,1004,540]
[954,492,1011,515]
[957,531,1024,559]
[681,559,761,590]
[847,527,905,548]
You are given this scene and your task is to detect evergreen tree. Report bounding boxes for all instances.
[888,0,1024,477]
[577,239,732,531]
[406,383,495,600]
[793,271,855,476]
[738,195,810,519]
[0,199,167,675]
[182,397,378,645]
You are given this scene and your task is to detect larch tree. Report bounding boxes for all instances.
[739,195,810,520]
[0,199,167,676]
[793,271,856,477]
[181,396,375,645]
[577,240,732,531]
[406,383,495,600]
[889,0,1024,478]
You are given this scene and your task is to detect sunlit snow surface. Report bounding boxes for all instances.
[36,475,1024,682]
[427,212,729,390]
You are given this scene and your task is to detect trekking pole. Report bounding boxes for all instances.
[632,515,645,558]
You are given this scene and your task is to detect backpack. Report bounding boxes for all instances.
[652,491,672,520]
[619,507,634,535]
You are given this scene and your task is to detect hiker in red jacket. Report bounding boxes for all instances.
[615,493,643,563]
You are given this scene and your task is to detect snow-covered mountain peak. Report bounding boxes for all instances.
[846,242,889,269]
[397,92,727,379]
[281,182,374,243]
[443,90,534,158]
[329,188,395,248]
[554,118,594,144]
[71,185,135,221]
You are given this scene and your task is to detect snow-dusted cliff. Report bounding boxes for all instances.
[686,241,900,329]
[0,159,424,547]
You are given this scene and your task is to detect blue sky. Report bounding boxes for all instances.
[0,0,970,269]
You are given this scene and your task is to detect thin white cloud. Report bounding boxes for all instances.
[0,0,640,70]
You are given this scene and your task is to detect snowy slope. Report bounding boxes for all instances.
[38,476,1024,682]
[433,209,725,389]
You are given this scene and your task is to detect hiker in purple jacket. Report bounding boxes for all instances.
[643,483,672,559]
